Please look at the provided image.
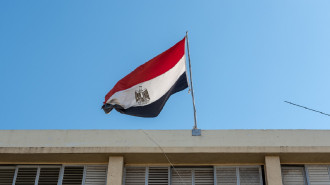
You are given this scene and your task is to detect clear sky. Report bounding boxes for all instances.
[1,0,329,130]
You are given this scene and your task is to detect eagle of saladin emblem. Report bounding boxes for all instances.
[135,86,150,105]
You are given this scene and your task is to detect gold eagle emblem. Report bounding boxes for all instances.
[135,86,150,105]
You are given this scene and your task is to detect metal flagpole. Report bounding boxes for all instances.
[186,31,201,136]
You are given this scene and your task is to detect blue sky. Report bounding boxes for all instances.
[1,0,329,130]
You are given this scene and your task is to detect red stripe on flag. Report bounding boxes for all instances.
[104,37,185,104]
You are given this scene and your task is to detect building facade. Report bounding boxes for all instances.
[1,130,330,185]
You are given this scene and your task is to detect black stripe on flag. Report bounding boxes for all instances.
[105,72,188,117]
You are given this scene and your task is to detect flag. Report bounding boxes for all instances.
[102,37,188,117]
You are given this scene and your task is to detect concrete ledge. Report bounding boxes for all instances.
[2,130,330,164]
[1,130,330,148]
[1,153,330,165]
[2,146,330,154]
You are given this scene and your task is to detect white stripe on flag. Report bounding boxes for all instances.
[107,55,186,109]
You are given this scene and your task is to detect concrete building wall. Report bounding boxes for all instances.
[1,129,330,148]
[1,130,330,164]
[1,130,330,185]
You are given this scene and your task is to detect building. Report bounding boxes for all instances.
[1,130,330,185]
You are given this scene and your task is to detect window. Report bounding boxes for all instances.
[239,167,262,185]
[171,168,214,185]
[62,166,84,185]
[124,166,263,185]
[124,167,146,185]
[148,167,170,185]
[0,165,107,185]
[84,165,108,185]
[215,166,262,185]
[305,165,330,185]
[0,166,16,185]
[281,166,307,185]
[216,167,236,185]
[38,167,61,185]
[124,167,170,185]
[282,165,330,185]
[15,167,38,185]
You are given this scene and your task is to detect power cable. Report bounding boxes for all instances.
[142,130,188,185]
[284,101,330,117]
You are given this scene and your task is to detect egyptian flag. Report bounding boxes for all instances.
[102,37,188,117]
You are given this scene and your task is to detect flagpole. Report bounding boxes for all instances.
[186,31,201,136]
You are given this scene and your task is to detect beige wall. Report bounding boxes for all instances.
[265,156,283,185]
[2,130,329,185]
[107,156,124,185]
[2,130,330,148]
[1,130,330,164]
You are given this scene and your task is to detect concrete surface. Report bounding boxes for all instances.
[1,130,330,147]
[265,156,283,185]
[107,156,124,185]
[1,130,330,164]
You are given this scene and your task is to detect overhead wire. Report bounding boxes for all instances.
[141,130,188,185]
[284,101,330,117]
